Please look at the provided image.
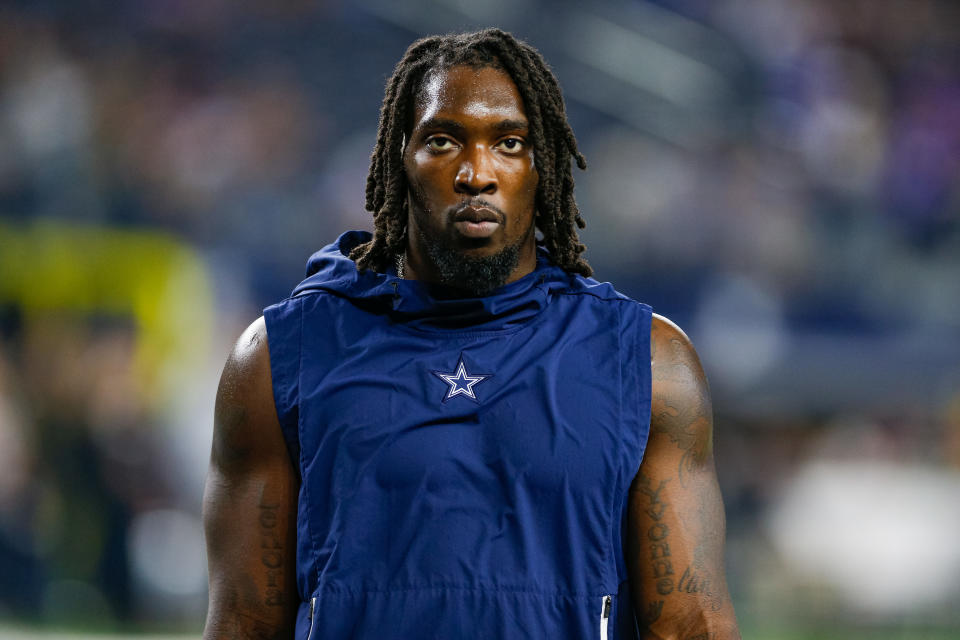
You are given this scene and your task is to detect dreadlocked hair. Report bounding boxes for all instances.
[350,28,592,277]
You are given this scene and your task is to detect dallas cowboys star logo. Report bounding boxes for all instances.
[431,354,491,403]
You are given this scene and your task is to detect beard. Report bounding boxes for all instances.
[414,224,523,297]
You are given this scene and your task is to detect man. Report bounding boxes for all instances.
[203,29,740,639]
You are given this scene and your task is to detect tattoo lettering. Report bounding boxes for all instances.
[638,476,669,518]
[648,522,669,541]
[656,578,674,596]
[638,475,675,595]
[679,563,725,612]
[677,566,710,594]
[645,600,664,624]
[259,502,285,607]
[653,558,674,579]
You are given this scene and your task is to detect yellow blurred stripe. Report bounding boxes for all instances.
[0,220,213,405]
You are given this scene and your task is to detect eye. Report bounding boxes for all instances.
[497,137,525,153]
[426,136,456,152]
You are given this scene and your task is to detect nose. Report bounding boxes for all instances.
[455,144,498,196]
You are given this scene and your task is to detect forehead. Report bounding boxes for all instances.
[412,65,527,127]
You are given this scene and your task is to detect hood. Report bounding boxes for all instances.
[290,230,600,332]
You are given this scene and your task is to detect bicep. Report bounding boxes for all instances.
[626,314,739,638]
[203,317,299,640]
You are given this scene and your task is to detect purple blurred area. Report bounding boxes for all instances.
[0,0,958,635]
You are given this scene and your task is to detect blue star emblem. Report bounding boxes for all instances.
[431,354,491,403]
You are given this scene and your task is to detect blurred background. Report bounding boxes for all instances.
[0,0,958,638]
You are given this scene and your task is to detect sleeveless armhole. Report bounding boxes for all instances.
[263,298,302,480]
[615,300,653,639]
[634,303,653,466]
[622,301,653,471]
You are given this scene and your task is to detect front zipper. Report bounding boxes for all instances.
[600,594,612,640]
[305,596,317,640]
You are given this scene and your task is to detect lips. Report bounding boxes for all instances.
[446,205,498,240]
[450,202,504,239]
[453,204,502,224]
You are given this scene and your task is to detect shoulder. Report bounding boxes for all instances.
[650,313,706,390]
[212,317,282,473]
[648,313,713,461]
[219,316,271,397]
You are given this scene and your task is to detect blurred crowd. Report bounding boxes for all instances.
[0,0,958,634]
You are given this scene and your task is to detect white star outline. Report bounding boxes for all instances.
[431,354,492,403]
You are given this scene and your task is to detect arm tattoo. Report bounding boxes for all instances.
[677,565,711,595]
[259,500,285,607]
[651,336,712,487]
[645,600,664,624]
[636,472,676,596]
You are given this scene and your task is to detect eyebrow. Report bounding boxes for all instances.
[417,117,467,135]
[491,119,529,133]
[416,117,529,135]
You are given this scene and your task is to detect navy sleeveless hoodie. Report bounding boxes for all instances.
[264,231,652,639]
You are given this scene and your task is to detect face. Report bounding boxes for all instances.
[403,64,539,292]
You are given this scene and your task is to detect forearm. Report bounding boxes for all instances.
[641,628,739,640]
[203,610,294,640]
[638,600,740,640]
[630,467,740,640]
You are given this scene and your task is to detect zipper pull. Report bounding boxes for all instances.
[306,597,317,640]
[600,595,612,640]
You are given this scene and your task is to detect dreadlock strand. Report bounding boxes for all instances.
[354,51,439,271]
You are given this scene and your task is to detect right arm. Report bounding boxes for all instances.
[203,317,299,640]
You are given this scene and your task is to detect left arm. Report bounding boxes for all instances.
[627,313,740,639]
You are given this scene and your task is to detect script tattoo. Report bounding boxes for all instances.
[259,501,285,607]
[637,473,675,595]
[677,565,711,595]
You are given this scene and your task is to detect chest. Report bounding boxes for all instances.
[296,301,628,495]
